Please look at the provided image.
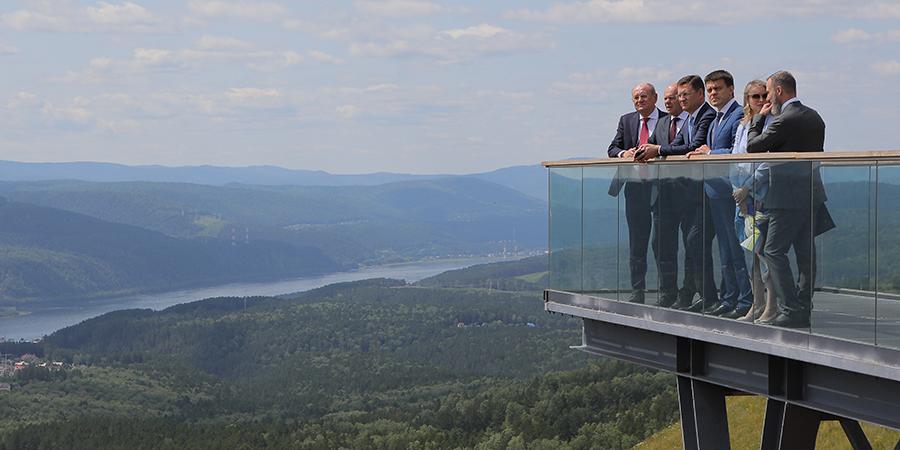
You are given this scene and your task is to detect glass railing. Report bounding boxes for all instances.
[548,153,900,350]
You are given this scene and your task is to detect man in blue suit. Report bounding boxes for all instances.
[637,75,717,311]
[607,83,666,304]
[688,70,753,318]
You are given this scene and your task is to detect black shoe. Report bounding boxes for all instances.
[702,301,723,314]
[656,293,678,308]
[768,313,810,328]
[679,299,705,312]
[627,290,645,304]
[722,306,751,319]
[707,303,733,316]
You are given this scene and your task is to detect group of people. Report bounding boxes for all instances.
[607,70,832,328]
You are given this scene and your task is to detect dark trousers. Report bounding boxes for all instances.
[624,181,653,291]
[684,198,718,303]
[708,195,753,309]
[653,183,694,298]
[764,208,816,317]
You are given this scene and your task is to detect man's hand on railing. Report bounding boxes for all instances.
[635,144,660,162]
[619,148,637,159]
[687,145,711,158]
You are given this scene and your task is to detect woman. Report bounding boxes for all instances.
[730,80,777,323]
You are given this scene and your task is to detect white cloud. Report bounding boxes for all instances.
[832,28,900,45]
[7,92,40,109]
[188,1,287,21]
[443,24,507,40]
[2,1,167,33]
[307,50,345,64]
[86,2,154,26]
[505,0,900,24]
[196,35,253,50]
[354,0,450,17]
[872,60,900,76]
[0,42,18,54]
[350,24,550,63]
[336,104,360,118]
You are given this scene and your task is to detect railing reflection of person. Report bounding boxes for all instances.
[636,75,717,311]
[641,83,691,307]
[730,80,777,323]
[687,70,754,319]
[746,71,834,328]
[607,83,666,304]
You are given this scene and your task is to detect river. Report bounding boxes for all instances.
[0,257,512,341]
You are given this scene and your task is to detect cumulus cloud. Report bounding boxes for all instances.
[59,45,307,83]
[188,1,287,21]
[505,0,900,24]
[2,1,168,33]
[873,60,900,76]
[350,23,550,63]
[832,28,900,45]
[354,0,451,17]
[196,35,254,50]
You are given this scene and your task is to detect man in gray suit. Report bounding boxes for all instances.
[747,70,828,328]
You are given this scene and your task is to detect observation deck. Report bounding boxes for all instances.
[543,152,900,449]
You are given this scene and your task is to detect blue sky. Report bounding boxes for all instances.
[1,0,899,174]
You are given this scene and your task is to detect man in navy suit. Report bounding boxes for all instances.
[637,75,717,311]
[607,83,666,304]
[688,70,753,318]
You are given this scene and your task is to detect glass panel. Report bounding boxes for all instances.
[813,163,876,343]
[549,167,583,292]
[614,162,657,304]
[654,161,703,310]
[583,166,620,298]
[876,163,900,349]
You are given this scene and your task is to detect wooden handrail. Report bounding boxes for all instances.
[542,151,900,167]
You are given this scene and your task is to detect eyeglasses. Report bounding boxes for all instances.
[749,93,768,100]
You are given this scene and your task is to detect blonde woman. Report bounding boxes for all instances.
[731,80,776,322]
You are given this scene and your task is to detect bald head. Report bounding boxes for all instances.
[663,83,682,116]
[631,83,658,117]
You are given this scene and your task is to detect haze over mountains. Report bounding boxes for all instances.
[0,160,547,202]
[0,161,548,305]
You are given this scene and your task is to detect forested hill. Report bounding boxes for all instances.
[416,255,547,291]
[0,176,545,266]
[0,198,337,302]
[0,279,678,448]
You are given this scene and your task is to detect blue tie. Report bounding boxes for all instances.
[711,111,724,146]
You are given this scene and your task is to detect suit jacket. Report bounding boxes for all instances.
[607,108,667,196]
[656,102,715,156]
[607,109,666,158]
[747,100,827,209]
[704,101,744,198]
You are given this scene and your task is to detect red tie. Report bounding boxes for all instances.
[669,117,678,142]
[639,117,650,146]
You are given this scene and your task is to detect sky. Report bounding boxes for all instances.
[0,0,899,174]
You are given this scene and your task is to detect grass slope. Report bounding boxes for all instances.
[635,396,900,449]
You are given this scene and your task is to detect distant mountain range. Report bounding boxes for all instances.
[0,160,548,201]
[0,197,338,302]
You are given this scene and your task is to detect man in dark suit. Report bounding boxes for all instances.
[644,83,690,307]
[638,75,717,311]
[607,83,666,304]
[747,70,827,328]
[688,70,753,319]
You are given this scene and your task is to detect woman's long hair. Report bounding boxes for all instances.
[741,80,767,125]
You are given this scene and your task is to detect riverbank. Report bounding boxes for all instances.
[0,256,521,341]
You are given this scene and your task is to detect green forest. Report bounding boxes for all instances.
[0,277,678,449]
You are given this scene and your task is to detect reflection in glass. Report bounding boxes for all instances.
[583,166,620,297]
[877,164,900,349]
[549,167,583,292]
[814,163,876,343]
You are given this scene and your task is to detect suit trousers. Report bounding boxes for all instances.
[652,181,693,298]
[684,196,718,304]
[764,208,816,318]
[708,195,753,309]
[624,181,653,291]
